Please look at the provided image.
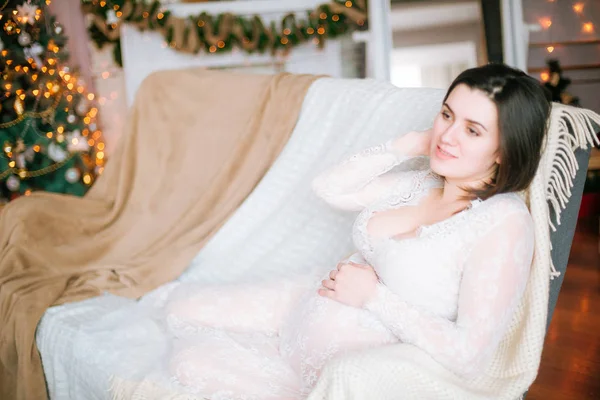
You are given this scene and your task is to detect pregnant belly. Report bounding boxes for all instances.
[279,288,397,391]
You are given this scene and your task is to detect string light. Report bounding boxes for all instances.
[582,22,594,33]
[546,45,555,53]
[539,17,552,29]
[573,3,584,14]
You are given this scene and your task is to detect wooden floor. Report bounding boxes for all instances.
[528,217,600,400]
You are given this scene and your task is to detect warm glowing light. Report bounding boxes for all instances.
[102,71,110,79]
[582,22,594,33]
[57,126,64,133]
[87,93,95,100]
[97,151,105,160]
[573,3,584,13]
[541,72,550,81]
[345,1,352,7]
[83,174,92,185]
[46,132,53,138]
[546,45,555,53]
[539,17,552,29]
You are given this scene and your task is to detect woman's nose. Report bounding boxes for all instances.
[440,124,459,145]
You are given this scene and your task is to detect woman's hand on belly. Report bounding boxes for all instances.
[318,261,379,308]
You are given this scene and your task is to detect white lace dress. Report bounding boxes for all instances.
[90,141,534,400]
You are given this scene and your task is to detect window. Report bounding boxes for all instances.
[390,41,478,89]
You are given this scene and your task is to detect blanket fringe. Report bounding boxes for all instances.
[545,104,600,279]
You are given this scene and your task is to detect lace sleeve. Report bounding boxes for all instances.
[363,210,534,377]
[311,140,419,211]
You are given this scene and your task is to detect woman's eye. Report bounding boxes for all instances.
[442,112,451,119]
[468,128,479,136]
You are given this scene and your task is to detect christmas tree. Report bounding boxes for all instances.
[0,0,104,205]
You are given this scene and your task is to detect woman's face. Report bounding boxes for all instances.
[429,84,501,188]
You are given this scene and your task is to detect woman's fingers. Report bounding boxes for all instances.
[321,279,336,290]
[318,288,336,299]
[329,270,337,280]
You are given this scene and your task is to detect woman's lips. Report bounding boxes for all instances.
[435,145,457,160]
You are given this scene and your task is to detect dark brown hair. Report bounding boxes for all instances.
[443,63,552,200]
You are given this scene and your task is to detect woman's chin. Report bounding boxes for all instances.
[429,160,452,177]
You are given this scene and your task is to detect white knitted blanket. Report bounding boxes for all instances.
[306,103,600,400]
[60,78,599,400]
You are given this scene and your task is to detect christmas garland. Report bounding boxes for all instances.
[81,0,368,66]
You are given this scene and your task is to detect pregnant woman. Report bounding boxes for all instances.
[108,63,551,400]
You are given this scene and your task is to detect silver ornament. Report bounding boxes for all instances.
[48,142,68,162]
[24,147,35,162]
[18,32,32,46]
[65,167,81,183]
[76,99,88,116]
[67,114,76,124]
[6,175,20,191]
[55,25,63,34]
[16,153,26,169]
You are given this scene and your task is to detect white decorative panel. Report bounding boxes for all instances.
[120,0,344,106]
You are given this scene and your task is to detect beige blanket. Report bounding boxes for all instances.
[0,68,319,400]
